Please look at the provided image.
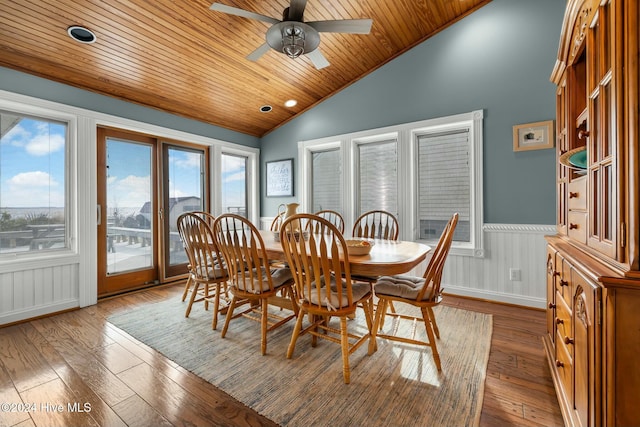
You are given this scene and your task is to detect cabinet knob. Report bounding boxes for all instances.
[548,302,556,309]
[560,279,569,287]
[564,336,575,345]
[569,192,579,199]
[569,223,579,230]
[556,360,565,368]
[556,317,564,325]
[578,130,590,140]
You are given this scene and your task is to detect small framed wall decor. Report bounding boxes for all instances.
[266,158,294,197]
[513,120,555,152]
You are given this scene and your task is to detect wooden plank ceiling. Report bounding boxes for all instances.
[0,0,491,137]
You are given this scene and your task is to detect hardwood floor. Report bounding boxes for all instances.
[0,283,564,427]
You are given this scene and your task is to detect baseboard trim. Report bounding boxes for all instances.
[443,285,546,309]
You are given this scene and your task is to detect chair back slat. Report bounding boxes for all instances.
[213,214,274,294]
[417,213,459,302]
[314,210,345,234]
[177,212,223,281]
[281,214,355,310]
[352,210,399,240]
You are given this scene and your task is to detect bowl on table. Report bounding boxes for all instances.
[345,239,374,256]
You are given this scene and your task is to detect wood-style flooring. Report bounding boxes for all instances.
[0,283,564,427]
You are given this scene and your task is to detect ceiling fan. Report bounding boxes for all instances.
[209,0,372,69]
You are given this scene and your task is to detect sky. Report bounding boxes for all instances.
[0,116,65,208]
[1,115,247,213]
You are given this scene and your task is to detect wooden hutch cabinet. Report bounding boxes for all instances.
[544,0,639,426]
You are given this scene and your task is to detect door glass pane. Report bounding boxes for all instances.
[168,146,205,266]
[221,153,247,217]
[312,149,342,212]
[358,140,397,215]
[604,164,612,240]
[106,139,153,274]
[0,112,67,254]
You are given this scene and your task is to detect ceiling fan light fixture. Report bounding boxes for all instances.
[282,24,305,58]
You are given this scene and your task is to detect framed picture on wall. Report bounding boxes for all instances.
[266,158,294,197]
[513,120,555,151]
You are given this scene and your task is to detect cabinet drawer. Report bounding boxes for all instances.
[555,295,573,348]
[555,260,572,306]
[568,177,587,210]
[555,332,573,397]
[568,211,587,243]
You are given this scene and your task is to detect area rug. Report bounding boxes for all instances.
[108,297,492,427]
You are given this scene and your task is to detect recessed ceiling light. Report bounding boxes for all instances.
[260,105,272,113]
[284,99,297,107]
[67,26,97,44]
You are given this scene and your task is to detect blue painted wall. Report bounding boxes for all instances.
[260,0,566,225]
[0,67,259,148]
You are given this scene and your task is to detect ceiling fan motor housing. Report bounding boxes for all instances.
[266,21,321,57]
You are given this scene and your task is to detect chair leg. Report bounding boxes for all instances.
[287,308,305,358]
[181,275,192,301]
[373,298,387,332]
[211,283,221,330]
[363,299,377,354]
[185,282,200,317]
[221,296,238,338]
[340,316,351,384]
[427,306,440,339]
[261,298,268,355]
[422,307,442,371]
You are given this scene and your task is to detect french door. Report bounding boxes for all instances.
[97,128,208,297]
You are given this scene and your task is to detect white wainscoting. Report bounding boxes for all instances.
[262,218,554,309]
[0,262,80,325]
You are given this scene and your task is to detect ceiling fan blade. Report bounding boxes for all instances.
[246,43,271,62]
[306,49,330,69]
[288,0,308,21]
[307,19,373,34]
[210,3,280,25]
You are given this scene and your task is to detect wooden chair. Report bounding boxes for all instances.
[212,213,299,355]
[280,213,376,384]
[180,211,215,302]
[352,210,399,240]
[314,210,345,234]
[270,212,285,231]
[176,212,229,330]
[351,210,400,317]
[372,213,458,371]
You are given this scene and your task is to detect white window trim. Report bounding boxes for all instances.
[0,97,79,265]
[1,89,260,308]
[298,109,484,257]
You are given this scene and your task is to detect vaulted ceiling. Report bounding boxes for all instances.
[0,0,491,137]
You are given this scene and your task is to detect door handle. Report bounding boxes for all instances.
[97,204,102,226]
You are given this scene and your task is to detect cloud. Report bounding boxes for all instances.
[2,171,63,207]
[173,151,201,168]
[8,171,59,187]
[4,121,65,155]
[224,171,246,183]
[222,155,246,173]
[107,174,152,208]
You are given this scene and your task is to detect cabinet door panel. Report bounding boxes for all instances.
[572,268,601,427]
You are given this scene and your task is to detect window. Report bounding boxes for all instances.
[299,110,483,256]
[221,153,248,218]
[311,148,342,213]
[356,139,398,215]
[0,110,68,254]
[417,130,470,242]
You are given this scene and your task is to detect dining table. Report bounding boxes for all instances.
[258,229,431,277]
